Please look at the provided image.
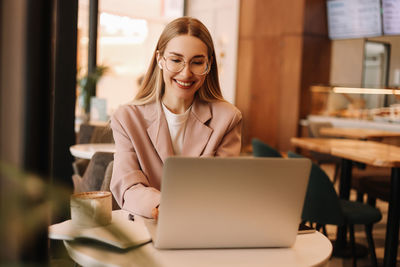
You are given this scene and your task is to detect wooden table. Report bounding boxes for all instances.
[291,137,400,267]
[319,127,400,140]
[56,211,332,267]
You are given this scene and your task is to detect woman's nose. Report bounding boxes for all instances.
[179,63,193,77]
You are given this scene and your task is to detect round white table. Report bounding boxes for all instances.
[62,214,333,267]
[69,143,116,159]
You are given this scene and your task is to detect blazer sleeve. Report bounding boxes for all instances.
[215,109,242,157]
[110,110,160,218]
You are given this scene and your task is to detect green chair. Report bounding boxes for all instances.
[287,151,382,267]
[251,138,282,157]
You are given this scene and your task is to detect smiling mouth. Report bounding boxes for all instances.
[175,79,194,88]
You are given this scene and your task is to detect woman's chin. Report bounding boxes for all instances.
[174,87,198,99]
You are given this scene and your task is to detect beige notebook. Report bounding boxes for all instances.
[49,209,151,249]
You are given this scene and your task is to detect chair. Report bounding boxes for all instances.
[287,151,382,267]
[77,123,114,144]
[101,161,119,210]
[72,151,119,210]
[72,123,114,176]
[251,138,282,157]
[72,158,91,177]
[352,167,391,206]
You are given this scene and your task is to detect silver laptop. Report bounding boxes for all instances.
[145,157,311,249]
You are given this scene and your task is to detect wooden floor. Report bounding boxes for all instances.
[321,164,400,267]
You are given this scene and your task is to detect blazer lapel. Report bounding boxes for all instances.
[145,101,174,163]
[182,99,213,156]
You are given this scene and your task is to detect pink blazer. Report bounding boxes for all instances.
[110,98,242,218]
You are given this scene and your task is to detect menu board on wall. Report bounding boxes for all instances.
[327,0,382,40]
[382,0,400,35]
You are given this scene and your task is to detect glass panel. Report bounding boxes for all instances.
[362,41,391,109]
[76,0,184,122]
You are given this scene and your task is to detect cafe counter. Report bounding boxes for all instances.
[304,115,400,132]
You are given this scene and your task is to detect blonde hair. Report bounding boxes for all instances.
[132,17,224,105]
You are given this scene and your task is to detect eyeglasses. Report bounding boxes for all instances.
[162,55,209,75]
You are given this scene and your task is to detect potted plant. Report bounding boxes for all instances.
[77,65,109,122]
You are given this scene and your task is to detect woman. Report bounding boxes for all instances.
[110,17,242,218]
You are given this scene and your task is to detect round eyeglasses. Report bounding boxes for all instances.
[162,56,209,75]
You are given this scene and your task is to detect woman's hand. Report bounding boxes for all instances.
[151,206,159,220]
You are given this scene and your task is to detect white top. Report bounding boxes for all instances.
[162,103,191,155]
[60,210,332,267]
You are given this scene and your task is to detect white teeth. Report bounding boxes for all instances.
[176,80,192,87]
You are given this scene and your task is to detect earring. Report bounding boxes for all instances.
[158,62,163,69]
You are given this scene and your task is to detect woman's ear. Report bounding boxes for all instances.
[156,51,163,70]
